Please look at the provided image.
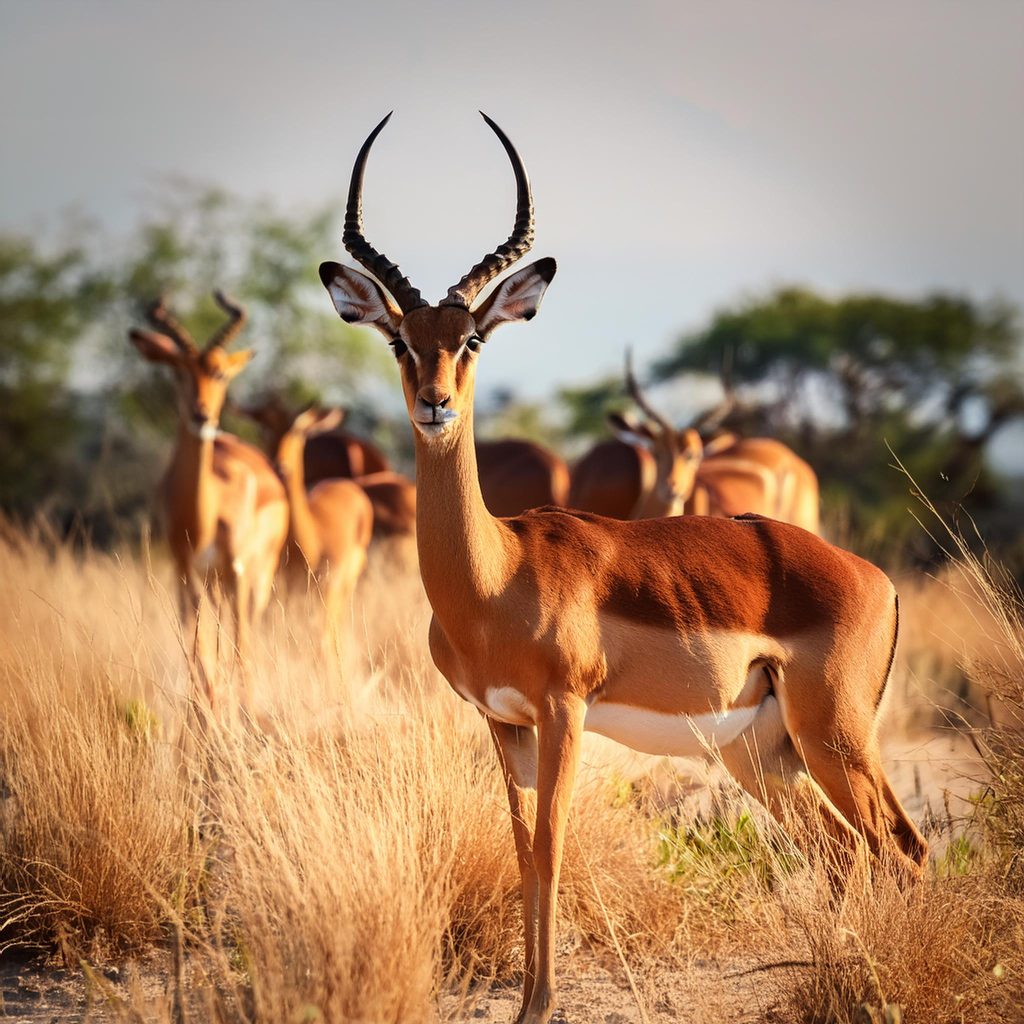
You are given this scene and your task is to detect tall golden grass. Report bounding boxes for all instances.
[0,518,1021,1022]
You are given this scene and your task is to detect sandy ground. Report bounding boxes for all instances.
[0,948,783,1024]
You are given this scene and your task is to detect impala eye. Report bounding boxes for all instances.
[465,335,482,354]
[390,338,408,358]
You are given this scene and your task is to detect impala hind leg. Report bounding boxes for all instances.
[775,618,927,880]
[488,719,539,1024]
[523,696,587,1024]
[781,713,927,878]
[720,696,865,881]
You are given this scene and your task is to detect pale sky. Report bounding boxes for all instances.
[3,0,1023,410]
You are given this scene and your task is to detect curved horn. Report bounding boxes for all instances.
[343,113,426,314]
[625,349,674,436]
[205,290,247,352]
[442,112,535,309]
[146,297,197,354]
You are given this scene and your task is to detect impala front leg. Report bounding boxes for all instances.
[524,695,586,1024]
[488,719,539,1023]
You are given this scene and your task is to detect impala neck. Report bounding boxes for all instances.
[171,419,218,544]
[414,408,512,620]
[277,435,321,571]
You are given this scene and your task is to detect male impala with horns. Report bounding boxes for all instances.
[319,112,926,1024]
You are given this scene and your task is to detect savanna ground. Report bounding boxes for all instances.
[1,513,1023,1024]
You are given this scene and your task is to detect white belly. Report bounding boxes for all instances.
[584,700,760,758]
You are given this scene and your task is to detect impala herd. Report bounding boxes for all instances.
[130,113,927,1024]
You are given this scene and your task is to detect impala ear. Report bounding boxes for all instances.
[319,262,403,339]
[607,411,655,449]
[223,349,254,377]
[129,329,183,365]
[292,405,345,437]
[310,407,345,435]
[472,258,556,338]
[701,431,738,458]
[678,427,704,461]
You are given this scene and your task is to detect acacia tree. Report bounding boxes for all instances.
[654,287,1023,547]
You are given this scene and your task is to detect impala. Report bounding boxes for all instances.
[319,113,926,1024]
[235,394,416,538]
[240,399,571,520]
[129,293,288,703]
[236,392,391,485]
[273,406,374,642]
[572,357,820,532]
[477,438,570,516]
[692,435,820,533]
[571,351,706,519]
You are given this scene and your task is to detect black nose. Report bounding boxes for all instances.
[429,397,452,422]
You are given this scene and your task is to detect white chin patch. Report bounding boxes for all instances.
[413,408,460,437]
[190,421,219,442]
[414,419,455,438]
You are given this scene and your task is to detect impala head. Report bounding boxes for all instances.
[607,352,703,515]
[129,291,253,439]
[319,112,556,445]
[275,406,345,479]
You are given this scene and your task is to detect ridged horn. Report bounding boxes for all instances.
[343,113,426,314]
[625,349,674,437]
[442,112,535,309]
[205,290,247,353]
[146,297,197,354]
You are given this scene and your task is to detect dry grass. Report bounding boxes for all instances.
[0,525,199,956]
[0,526,699,1020]
[771,498,1024,1024]
[1,517,1022,1022]
[775,865,1024,1024]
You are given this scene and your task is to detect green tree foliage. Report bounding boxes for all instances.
[476,386,566,449]
[0,234,113,518]
[112,183,391,437]
[0,185,397,540]
[655,287,1024,553]
[558,374,626,443]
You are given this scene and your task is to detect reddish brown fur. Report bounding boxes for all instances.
[477,438,570,516]
[356,471,417,538]
[685,458,779,520]
[697,436,820,533]
[237,395,391,486]
[569,440,654,519]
